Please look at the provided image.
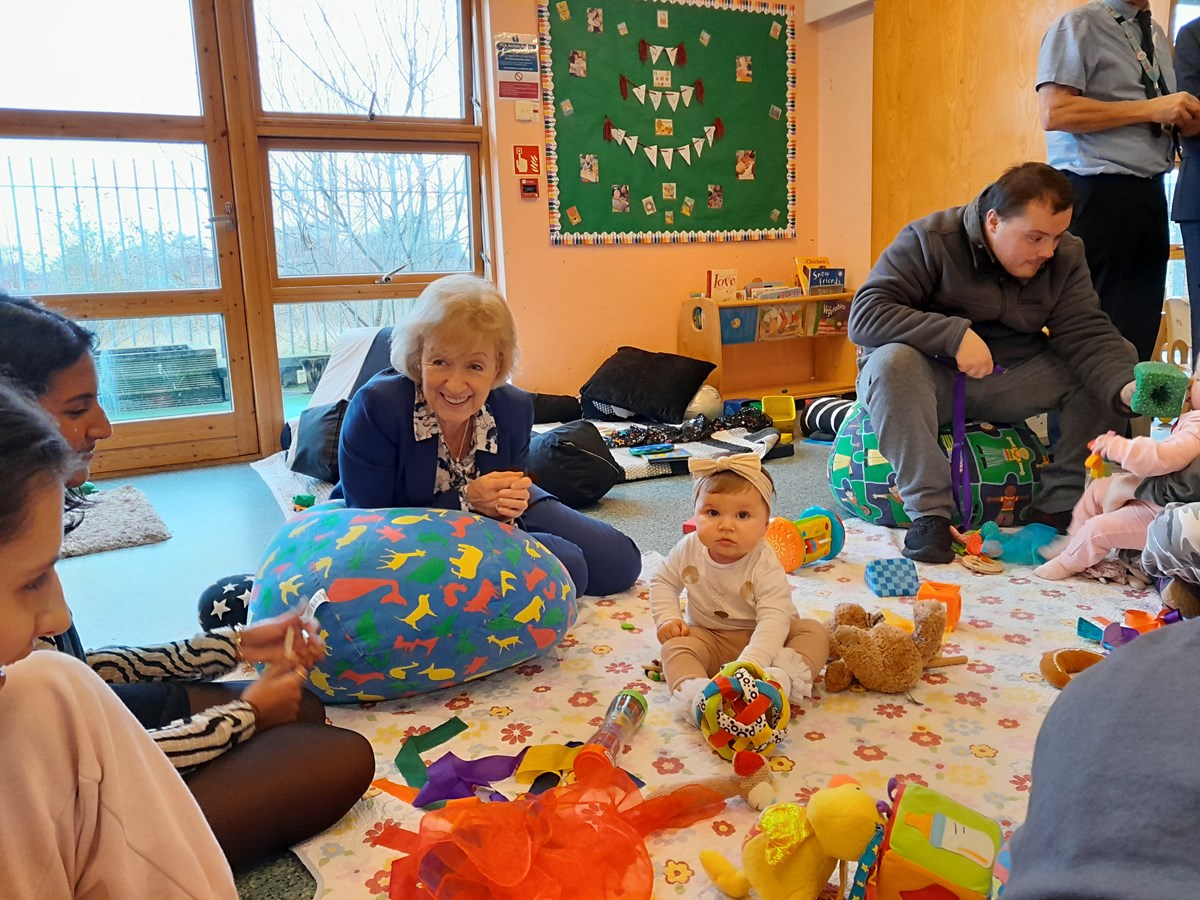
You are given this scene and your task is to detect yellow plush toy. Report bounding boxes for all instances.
[701,776,885,900]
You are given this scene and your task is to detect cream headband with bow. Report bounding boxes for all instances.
[688,452,774,512]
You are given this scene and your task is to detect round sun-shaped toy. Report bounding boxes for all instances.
[695,661,790,760]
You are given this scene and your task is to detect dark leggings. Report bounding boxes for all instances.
[177,682,375,872]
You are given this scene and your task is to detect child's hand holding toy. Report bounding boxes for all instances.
[1089,431,1119,459]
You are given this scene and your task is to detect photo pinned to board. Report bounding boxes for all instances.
[556,1,570,21]
[560,99,574,116]
[708,185,723,209]
[736,55,752,82]
[566,205,582,225]
[665,210,675,224]
[642,196,658,215]
[770,21,782,39]
[612,184,631,213]
[769,104,782,120]
[662,182,677,200]
[653,69,672,88]
[617,22,628,36]
[657,9,669,28]
[587,7,603,32]
[682,196,695,216]
[699,29,711,46]
[736,149,756,180]
[568,50,587,77]
[580,153,599,183]
[655,118,673,136]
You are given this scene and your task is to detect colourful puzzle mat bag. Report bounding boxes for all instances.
[860,779,1002,900]
[249,503,577,704]
[827,403,1048,528]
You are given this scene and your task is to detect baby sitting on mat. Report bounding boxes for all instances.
[1035,376,1200,581]
[650,452,829,726]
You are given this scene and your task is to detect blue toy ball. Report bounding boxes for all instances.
[249,503,578,703]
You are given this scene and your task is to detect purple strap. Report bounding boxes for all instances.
[950,366,1006,527]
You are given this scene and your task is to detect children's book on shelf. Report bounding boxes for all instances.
[816,299,851,334]
[807,267,847,296]
[706,268,739,303]
[757,302,815,340]
[794,255,830,294]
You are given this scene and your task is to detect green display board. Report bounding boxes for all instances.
[539,0,796,245]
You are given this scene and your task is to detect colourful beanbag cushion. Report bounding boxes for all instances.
[249,504,577,703]
[827,403,1049,528]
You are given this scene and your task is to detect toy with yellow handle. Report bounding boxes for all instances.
[1084,438,1109,481]
[765,505,846,573]
[702,775,885,900]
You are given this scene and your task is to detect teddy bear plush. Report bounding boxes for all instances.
[823,600,946,693]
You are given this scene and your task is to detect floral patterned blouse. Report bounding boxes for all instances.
[412,386,500,511]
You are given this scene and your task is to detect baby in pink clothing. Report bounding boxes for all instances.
[1036,379,1200,581]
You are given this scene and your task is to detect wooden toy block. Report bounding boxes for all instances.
[917,580,962,631]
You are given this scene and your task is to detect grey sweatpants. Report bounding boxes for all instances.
[857,344,1127,521]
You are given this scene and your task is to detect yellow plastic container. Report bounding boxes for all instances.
[761,394,797,442]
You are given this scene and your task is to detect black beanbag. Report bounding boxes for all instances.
[527,420,624,509]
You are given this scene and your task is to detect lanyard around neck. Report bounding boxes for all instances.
[1097,1,1164,93]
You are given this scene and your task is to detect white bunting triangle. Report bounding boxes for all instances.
[625,134,638,152]
[678,145,691,165]
[662,147,674,169]
[666,47,678,65]
[611,128,626,143]
[680,85,694,106]
[649,91,663,110]
[667,92,679,111]
[704,125,716,145]
[632,84,647,103]
[692,137,705,158]
[643,144,659,166]
[650,45,664,63]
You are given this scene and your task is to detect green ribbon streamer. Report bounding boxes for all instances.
[394,716,468,790]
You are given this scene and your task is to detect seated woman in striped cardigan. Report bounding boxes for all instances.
[0,293,375,871]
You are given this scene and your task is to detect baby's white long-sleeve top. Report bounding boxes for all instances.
[650,532,795,670]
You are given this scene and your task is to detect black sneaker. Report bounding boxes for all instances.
[902,515,955,564]
[1022,507,1072,535]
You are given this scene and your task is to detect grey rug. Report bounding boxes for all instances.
[62,485,172,558]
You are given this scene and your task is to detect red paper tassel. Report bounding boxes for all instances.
[675,43,687,66]
[638,39,648,62]
[694,79,704,104]
[603,116,613,141]
[714,117,725,140]
[619,73,629,100]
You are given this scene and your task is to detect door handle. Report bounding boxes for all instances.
[208,201,236,232]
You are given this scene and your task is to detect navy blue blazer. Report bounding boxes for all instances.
[333,369,549,509]
[1174,18,1200,223]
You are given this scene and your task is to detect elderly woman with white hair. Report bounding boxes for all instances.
[333,274,641,596]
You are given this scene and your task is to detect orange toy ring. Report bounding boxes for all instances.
[1039,648,1105,690]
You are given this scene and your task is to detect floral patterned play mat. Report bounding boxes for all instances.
[297,517,1157,898]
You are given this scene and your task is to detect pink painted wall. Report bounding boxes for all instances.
[483,0,862,395]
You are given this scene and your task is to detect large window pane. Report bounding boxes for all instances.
[254,0,464,118]
[92,315,232,422]
[0,1,199,115]
[276,298,415,419]
[0,140,220,296]
[269,149,472,277]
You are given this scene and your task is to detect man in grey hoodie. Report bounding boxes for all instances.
[848,162,1137,563]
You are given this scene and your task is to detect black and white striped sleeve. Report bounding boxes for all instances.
[149,699,258,772]
[85,630,241,683]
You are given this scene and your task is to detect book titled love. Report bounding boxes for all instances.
[706,268,739,302]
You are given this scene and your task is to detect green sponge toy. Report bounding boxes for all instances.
[1130,361,1191,419]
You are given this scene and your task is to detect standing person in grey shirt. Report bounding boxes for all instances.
[1173,16,1200,368]
[1038,0,1200,362]
[849,163,1137,563]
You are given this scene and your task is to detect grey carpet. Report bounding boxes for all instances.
[233,439,835,899]
[61,485,171,558]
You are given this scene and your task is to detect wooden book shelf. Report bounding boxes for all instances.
[678,293,857,401]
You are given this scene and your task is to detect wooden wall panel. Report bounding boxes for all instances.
[871,0,1082,259]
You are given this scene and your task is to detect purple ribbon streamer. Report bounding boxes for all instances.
[951,366,1006,527]
[413,748,529,807]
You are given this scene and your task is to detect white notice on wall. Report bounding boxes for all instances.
[496,33,539,100]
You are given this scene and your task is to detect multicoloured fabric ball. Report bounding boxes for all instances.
[695,661,790,760]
